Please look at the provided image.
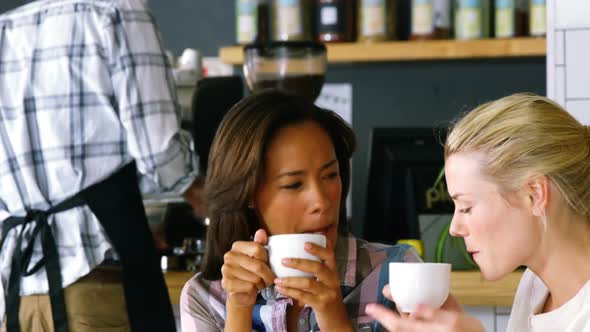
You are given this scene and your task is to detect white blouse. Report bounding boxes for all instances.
[507,268,590,332]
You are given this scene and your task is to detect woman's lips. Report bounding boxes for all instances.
[305,224,333,236]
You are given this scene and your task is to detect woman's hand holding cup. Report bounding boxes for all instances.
[272,236,353,332]
[221,229,276,308]
[365,263,484,332]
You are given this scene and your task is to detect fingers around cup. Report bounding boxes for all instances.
[383,284,392,300]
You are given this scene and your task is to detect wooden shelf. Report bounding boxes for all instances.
[165,270,522,307]
[219,37,545,65]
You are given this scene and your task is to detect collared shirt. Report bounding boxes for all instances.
[180,235,422,332]
[0,0,196,322]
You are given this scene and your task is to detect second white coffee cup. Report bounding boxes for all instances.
[267,233,326,278]
[388,262,451,313]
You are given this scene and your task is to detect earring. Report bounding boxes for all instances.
[540,212,548,233]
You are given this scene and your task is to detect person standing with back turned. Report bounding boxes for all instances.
[0,0,201,331]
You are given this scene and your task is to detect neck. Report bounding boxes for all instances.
[527,212,590,311]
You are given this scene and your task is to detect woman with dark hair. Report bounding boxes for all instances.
[179,90,421,331]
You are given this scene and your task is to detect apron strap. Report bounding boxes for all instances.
[1,161,176,332]
[1,194,85,332]
[81,162,176,332]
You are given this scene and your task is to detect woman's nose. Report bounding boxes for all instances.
[310,184,331,214]
[449,215,467,237]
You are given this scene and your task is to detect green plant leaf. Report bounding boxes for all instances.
[433,166,446,187]
[435,221,451,263]
[435,220,478,269]
[449,235,458,249]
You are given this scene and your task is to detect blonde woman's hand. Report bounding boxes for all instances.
[274,240,353,332]
[221,229,276,309]
[366,303,484,332]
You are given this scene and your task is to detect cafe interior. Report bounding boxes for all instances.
[3,0,587,331]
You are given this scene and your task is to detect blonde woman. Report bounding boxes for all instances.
[367,93,590,332]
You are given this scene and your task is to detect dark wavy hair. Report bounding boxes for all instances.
[200,90,357,280]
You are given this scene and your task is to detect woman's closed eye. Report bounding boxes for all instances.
[322,171,339,180]
[281,181,302,190]
[458,207,472,214]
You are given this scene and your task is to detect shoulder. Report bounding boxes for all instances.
[180,272,225,311]
[357,240,422,265]
[339,239,420,321]
[350,237,421,281]
[180,273,226,329]
[181,272,211,304]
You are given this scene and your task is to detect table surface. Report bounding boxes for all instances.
[164,270,523,307]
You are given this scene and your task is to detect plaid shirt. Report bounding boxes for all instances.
[180,235,422,332]
[0,0,196,322]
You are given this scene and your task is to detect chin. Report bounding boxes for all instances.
[479,263,513,282]
[481,270,503,282]
[325,225,339,247]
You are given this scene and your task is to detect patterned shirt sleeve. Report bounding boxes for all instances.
[403,246,424,262]
[180,274,224,332]
[103,0,197,195]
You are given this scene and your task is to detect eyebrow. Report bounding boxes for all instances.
[451,193,467,200]
[276,159,338,179]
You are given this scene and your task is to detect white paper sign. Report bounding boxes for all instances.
[315,83,353,125]
[315,83,353,217]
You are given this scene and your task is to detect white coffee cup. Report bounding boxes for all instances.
[388,262,451,313]
[267,233,326,278]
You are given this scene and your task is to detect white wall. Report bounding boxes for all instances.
[547,0,590,124]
